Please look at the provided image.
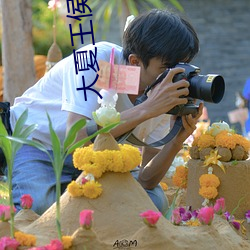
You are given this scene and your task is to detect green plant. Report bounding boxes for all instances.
[7,112,119,240]
[0,109,38,238]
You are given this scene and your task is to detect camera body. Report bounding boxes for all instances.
[135,63,225,116]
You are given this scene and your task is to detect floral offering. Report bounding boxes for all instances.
[190,121,250,161]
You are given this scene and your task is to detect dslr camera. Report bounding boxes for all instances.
[135,63,225,116]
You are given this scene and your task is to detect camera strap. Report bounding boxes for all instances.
[116,116,183,147]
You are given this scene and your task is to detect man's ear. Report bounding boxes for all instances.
[128,54,141,66]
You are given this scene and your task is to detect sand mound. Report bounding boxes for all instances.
[11,171,250,250]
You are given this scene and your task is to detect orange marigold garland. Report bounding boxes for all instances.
[172,165,188,189]
[199,167,220,206]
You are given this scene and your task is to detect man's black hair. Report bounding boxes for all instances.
[122,9,199,68]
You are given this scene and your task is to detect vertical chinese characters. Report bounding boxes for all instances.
[66,0,101,101]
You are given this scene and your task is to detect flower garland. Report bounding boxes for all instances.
[172,165,188,189]
[199,167,220,206]
[68,144,141,199]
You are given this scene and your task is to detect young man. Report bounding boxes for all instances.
[8,9,202,215]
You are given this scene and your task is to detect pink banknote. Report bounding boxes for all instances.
[96,60,141,95]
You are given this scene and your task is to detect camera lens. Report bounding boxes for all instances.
[189,74,225,103]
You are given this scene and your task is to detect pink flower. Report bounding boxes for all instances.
[48,0,61,11]
[79,210,94,229]
[0,236,19,249]
[81,177,88,185]
[171,208,182,225]
[48,239,64,250]
[213,197,225,215]
[197,207,214,225]
[20,194,33,209]
[0,205,16,221]
[139,210,162,227]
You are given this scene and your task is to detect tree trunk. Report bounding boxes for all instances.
[1,0,35,104]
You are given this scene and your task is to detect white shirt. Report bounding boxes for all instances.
[10,41,170,149]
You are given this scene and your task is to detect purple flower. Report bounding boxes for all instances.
[231,220,241,230]
[245,210,250,223]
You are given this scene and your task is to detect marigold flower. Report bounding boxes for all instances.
[199,174,220,188]
[199,186,218,200]
[213,197,225,215]
[172,166,188,189]
[82,163,105,178]
[140,210,162,227]
[185,218,201,227]
[233,134,250,151]
[197,134,215,149]
[67,181,84,197]
[20,194,33,209]
[0,236,19,249]
[160,182,168,191]
[82,180,102,199]
[62,236,73,249]
[79,210,94,229]
[197,207,214,225]
[14,231,36,247]
[73,144,141,178]
[215,131,237,149]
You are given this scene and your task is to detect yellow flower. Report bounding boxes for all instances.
[82,163,105,178]
[82,180,102,199]
[233,134,250,151]
[62,235,73,249]
[199,174,220,188]
[73,144,142,176]
[199,186,218,199]
[197,134,215,149]
[215,131,237,149]
[67,181,84,197]
[185,218,201,227]
[203,149,225,173]
[73,146,94,169]
[172,166,188,189]
[14,231,36,247]
[160,182,168,191]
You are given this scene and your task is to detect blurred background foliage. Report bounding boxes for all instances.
[32,0,74,58]
[1,0,183,63]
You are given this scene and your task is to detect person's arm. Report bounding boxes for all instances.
[138,103,203,189]
[66,67,191,141]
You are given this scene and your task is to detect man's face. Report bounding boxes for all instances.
[139,57,167,92]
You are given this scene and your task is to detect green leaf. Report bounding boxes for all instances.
[6,136,52,161]
[11,124,38,154]
[169,0,184,12]
[47,113,62,174]
[0,120,12,162]
[165,188,180,220]
[12,109,28,137]
[63,118,86,151]
[126,0,139,16]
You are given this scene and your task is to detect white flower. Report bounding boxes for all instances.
[206,121,232,136]
[93,107,120,127]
